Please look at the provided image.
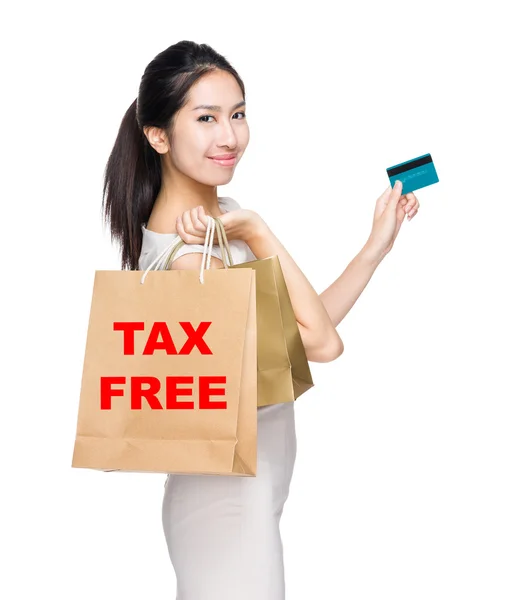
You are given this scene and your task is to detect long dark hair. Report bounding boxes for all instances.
[102,40,246,270]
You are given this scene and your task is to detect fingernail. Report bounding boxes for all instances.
[395,180,401,189]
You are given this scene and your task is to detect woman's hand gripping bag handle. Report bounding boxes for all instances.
[160,216,234,273]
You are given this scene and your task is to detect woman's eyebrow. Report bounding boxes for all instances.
[192,101,246,111]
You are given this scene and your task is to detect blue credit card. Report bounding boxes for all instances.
[386,153,439,194]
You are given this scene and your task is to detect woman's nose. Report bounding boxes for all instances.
[216,122,237,148]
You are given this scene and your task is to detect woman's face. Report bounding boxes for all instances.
[166,69,249,186]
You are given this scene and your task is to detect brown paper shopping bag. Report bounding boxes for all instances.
[164,217,314,407]
[72,220,258,475]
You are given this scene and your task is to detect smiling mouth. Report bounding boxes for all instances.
[208,156,237,166]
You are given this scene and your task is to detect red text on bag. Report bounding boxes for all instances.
[101,376,227,410]
[113,321,213,355]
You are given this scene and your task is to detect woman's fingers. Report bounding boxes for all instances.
[401,193,420,216]
[175,215,190,241]
[181,210,195,234]
[405,193,420,220]
[397,193,421,221]
[177,206,218,243]
[192,206,207,231]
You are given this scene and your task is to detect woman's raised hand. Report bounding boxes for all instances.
[365,181,421,260]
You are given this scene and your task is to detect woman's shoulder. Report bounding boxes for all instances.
[220,195,241,211]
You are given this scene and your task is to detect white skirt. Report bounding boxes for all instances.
[161,402,297,600]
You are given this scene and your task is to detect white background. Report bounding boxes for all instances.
[2,1,508,598]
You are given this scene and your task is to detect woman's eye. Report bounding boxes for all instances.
[198,112,247,123]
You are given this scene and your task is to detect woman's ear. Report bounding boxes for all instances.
[143,125,170,155]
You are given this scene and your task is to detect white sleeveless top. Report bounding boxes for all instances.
[138,196,256,270]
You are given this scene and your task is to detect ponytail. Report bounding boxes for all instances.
[102,98,161,270]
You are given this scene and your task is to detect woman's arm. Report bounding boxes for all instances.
[319,242,384,328]
[244,221,344,364]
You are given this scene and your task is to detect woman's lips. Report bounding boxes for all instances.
[208,156,237,167]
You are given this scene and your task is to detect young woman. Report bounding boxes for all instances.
[103,40,420,600]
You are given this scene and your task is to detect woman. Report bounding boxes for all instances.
[102,40,420,600]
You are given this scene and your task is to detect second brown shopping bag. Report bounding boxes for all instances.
[164,217,314,407]
[72,218,258,476]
